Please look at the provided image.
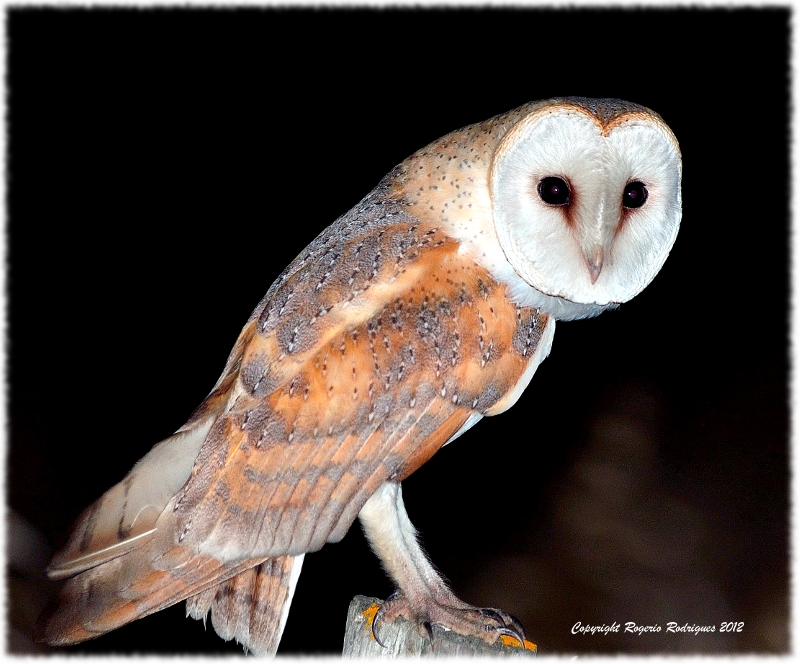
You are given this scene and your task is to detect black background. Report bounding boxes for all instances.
[8,7,789,655]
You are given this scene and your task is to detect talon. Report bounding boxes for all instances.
[479,607,505,625]
[421,619,435,646]
[478,607,527,643]
[506,613,527,641]
[496,625,527,646]
[372,604,388,648]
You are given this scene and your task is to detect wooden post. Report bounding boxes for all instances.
[342,596,537,658]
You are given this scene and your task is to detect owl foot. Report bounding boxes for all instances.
[372,590,527,649]
[360,484,529,651]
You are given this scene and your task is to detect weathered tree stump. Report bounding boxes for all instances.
[342,596,536,658]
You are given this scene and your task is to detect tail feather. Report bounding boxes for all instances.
[186,554,305,656]
[47,417,214,580]
[36,516,268,647]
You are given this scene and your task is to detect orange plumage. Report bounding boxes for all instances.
[38,97,681,655]
[39,215,549,654]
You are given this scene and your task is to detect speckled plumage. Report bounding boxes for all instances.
[38,97,681,656]
[175,222,548,560]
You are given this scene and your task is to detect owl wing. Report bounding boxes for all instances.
[175,217,540,560]
[40,211,550,651]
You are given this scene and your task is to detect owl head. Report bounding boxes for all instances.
[488,97,682,320]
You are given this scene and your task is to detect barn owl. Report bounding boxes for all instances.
[37,97,681,655]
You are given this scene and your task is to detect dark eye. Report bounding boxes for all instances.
[538,176,571,206]
[622,181,648,209]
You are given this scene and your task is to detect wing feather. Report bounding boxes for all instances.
[40,204,552,649]
[46,416,216,579]
[174,221,550,562]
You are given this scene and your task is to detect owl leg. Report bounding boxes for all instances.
[358,482,526,647]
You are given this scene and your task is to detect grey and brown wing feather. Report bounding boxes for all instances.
[38,205,550,655]
[173,216,549,561]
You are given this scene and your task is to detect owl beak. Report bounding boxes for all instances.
[585,246,604,284]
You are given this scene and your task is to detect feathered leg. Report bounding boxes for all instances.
[358,482,525,646]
